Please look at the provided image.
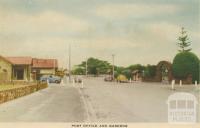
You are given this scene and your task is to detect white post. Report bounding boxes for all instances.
[129,78,132,83]
[61,79,64,85]
[171,80,175,90]
[179,80,182,87]
[195,80,198,86]
[47,79,49,85]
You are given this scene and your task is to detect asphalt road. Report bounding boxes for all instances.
[0,76,199,122]
[0,83,86,122]
[79,77,199,122]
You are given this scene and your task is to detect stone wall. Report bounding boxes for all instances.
[142,77,158,82]
[0,81,37,85]
[0,83,47,104]
[143,75,193,85]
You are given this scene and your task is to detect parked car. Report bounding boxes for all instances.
[104,76,114,82]
[74,77,82,83]
[40,75,61,84]
[117,75,128,83]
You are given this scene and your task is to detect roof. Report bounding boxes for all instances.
[32,58,58,68]
[6,57,32,65]
[0,55,13,64]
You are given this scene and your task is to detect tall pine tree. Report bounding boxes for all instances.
[177,27,192,52]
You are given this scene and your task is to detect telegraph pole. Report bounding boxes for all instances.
[199,61,200,84]
[112,54,115,81]
[54,59,56,75]
[86,58,88,77]
[198,57,200,124]
[69,44,71,83]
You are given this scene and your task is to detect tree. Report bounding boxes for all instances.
[127,64,145,72]
[172,52,199,83]
[144,65,156,78]
[72,67,85,75]
[121,69,132,79]
[74,57,111,75]
[177,27,192,52]
[114,66,125,78]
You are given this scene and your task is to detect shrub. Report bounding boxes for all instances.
[114,71,120,78]
[172,52,199,83]
[144,65,156,78]
[121,69,132,79]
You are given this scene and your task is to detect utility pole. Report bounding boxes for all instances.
[112,54,115,81]
[197,58,200,125]
[54,59,56,75]
[199,61,200,84]
[69,44,71,83]
[86,58,88,77]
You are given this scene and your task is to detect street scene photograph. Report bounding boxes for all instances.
[0,0,199,127]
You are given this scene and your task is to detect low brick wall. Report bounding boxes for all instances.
[0,80,35,85]
[142,75,193,85]
[0,83,48,104]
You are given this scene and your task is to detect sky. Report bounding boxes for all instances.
[0,0,199,68]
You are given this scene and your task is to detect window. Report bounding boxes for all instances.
[3,69,7,72]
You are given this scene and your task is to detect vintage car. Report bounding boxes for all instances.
[74,77,82,83]
[104,76,114,82]
[40,75,61,84]
[117,75,128,83]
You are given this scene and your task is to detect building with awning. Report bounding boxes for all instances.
[6,57,32,81]
[0,55,58,82]
[32,58,58,80]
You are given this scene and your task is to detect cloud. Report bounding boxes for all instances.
[142,22,180,42]
[0,21,198,67]
[0,1,198,67]
[0,10,89,34]
[94,3,182,20]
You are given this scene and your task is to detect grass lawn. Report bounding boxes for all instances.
[0,85,29,91]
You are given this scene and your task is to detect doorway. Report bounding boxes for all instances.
[14,68,24,80]
[161,65,169,83]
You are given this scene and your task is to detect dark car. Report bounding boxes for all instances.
[104,76,113,82]
[40,75,61,84]
[74,77,82,83]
